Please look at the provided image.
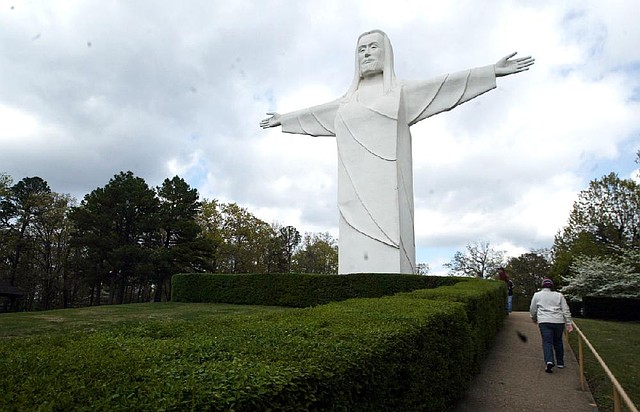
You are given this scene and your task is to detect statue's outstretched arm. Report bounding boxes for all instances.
[494,52,535,77]
[260,112,281,128]
[260,100,339,136]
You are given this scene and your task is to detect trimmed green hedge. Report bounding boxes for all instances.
[582,296,640,321]
[397,279,505,375]
[1,278,504,411]
[172,273,462,307]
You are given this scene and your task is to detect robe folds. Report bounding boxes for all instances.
[280,65,496,274]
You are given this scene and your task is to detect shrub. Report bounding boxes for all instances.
[171,273,460,307]
[0,278,503,410]
[396,279,505,374]
[582,296,640,321]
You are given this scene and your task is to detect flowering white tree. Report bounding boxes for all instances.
[561,248,640,300]
[553,171,640,288]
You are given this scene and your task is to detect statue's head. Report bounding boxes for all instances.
[345,29,397,98]
[357,31,385,77]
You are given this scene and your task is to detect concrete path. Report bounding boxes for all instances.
[453,311,599,412]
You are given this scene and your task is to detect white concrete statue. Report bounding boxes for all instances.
[260,29,534,274]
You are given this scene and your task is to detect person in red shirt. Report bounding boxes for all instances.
[497,267,514,313]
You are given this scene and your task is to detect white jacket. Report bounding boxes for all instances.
[529,288,572,324]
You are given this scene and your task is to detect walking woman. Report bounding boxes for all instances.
[529,278,573,373]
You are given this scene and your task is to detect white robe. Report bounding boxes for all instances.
[280,65,496,274]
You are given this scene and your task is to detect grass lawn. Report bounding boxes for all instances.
[568,318,640,412]
[0,302,290,338]
[1,302,302,410]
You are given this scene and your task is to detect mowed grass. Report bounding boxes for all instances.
[568,319,640,412]
[0,302,290,338]
[0,303,306,410]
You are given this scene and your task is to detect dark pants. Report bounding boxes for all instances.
[539,322,565,365]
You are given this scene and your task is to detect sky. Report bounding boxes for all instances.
[1,0,639,275]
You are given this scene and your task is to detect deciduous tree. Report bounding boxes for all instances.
[562,247,640,300]
[416,263,429,275]
[444,241,506,278]
[292,232,338,274]
[0,176,80,310]
[552,173,640,280]
[505,250,551,309]
[1,177,52,287]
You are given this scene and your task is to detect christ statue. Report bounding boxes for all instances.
[260,29,534,275]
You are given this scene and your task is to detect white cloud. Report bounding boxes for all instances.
[0,104,42,140]
[1,0,638,274]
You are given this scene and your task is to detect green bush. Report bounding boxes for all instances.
[1,278,503,411]
[397,279,505,374]
[172,273,460,307]
[582,296,640,321]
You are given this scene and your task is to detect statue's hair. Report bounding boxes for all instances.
[344,29,398,100]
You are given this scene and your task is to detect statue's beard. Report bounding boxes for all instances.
[360,60,383,77]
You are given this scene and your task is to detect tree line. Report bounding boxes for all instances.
[0,171,338,311]
[3,152,639,311]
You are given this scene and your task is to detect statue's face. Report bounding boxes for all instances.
[357,32,384,77]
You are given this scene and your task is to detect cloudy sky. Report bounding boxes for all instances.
[1,0,639,274]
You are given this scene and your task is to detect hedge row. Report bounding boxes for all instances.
[171,273,462,307]
[582,296,640,321]
[1,278,504,411]
[398,280,506,375]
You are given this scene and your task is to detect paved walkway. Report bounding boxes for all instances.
[453,311,599,411]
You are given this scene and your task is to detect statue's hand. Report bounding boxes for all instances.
[494,52,535,77]
[260,112,282,129]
